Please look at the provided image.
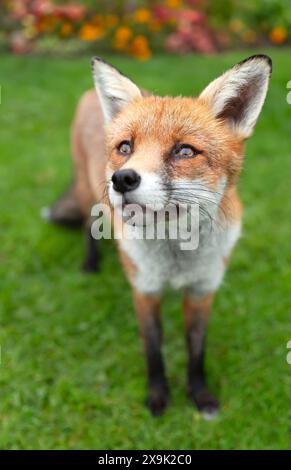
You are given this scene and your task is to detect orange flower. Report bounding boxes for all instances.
[130,35,152,61]
[269,26,288,44]
[79,23,104,41]
[91,15,102,25]
[38,16,57,33]
[149,19,162,32]
[165,0,181,8]
[60,22,73,38]
[134,8,151,24]
[105,14,118,28]
[113,26,132,50]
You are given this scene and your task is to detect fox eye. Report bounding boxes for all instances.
[172,144,200,159]
[117,140,132,156]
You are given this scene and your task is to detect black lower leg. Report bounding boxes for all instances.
[144,315,169,416]
[82,224,100,273]
[134,292,169,417]
[184,294,219,417]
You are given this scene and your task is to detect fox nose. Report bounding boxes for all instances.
[112,169,141,194]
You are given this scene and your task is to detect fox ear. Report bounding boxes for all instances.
[92,57,142,124]
[199,55,272,138]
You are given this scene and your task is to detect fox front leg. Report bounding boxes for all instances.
[133,290,169,417]
[183,291,219,419]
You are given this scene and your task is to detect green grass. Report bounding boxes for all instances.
[0,49,291,450]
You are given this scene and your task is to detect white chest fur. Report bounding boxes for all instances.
[119,219,241,297]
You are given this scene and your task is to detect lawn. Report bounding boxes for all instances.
[0,49,290,450]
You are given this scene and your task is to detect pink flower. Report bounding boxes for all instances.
[31,0,54,16]
[10,0,30,20]
[9,31,33,55]
[189,26,216,53]
[54,4,87,22]
[166,25,216,55]
[166,31,194,54]
[178,9,204,24]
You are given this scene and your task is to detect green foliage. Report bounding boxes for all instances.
[0,50,290,449]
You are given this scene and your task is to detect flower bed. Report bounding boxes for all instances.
[1,0,290,59]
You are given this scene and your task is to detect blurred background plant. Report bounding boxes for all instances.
[0,0,290,59]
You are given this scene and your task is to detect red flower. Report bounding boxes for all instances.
[152,5,171,23]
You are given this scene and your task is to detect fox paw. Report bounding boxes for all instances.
[145,388,169,417]
[191,388,219,420]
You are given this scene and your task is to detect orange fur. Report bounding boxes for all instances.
[71,93,245,223]
[107,96,244,187]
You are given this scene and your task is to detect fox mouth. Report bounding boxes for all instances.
[108,179,206,224]
[122,200,159,213]
[122,199,147,211]
[121,200,163,222]
[119,196,193,228]
[116,192,165,213]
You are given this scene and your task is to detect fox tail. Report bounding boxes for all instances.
[41,181,84,228]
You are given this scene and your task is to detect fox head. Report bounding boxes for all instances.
[92,55,271,215]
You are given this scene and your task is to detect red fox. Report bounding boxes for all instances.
[45,55,271,417]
